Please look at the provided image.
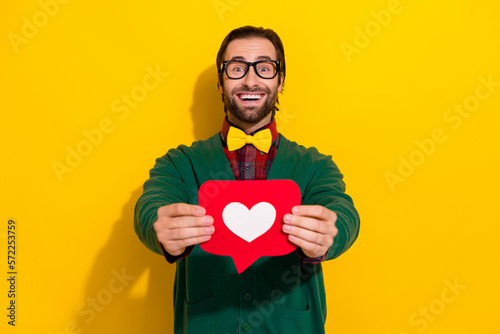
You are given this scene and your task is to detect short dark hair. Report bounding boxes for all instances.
[216,26,286,114]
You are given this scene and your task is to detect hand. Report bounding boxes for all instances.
[282,205,338,259]
[153,203,214,256]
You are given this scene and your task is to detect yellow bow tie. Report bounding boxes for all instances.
[226,127,272,153]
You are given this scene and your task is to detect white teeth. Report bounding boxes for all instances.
[240,94,262,100]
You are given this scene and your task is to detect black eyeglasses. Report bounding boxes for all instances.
[221,60,280,80]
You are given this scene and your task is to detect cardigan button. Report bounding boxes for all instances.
[242,323,251,331]
[244,293,252,301]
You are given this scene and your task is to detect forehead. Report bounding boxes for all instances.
[224,37,277,61]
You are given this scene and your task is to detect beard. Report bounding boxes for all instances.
[223,86,278,124]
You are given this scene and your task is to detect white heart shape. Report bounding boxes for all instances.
[222,202,277,243]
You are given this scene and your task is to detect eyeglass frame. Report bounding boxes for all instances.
[221,60,281,80]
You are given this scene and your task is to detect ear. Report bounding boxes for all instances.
[218,76,224,94]
[277,73,284,93]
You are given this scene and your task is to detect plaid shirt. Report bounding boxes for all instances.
[219,117,280,180]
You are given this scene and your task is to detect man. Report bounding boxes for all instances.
[134,26,360,334]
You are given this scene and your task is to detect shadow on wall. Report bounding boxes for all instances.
[77,67,227,333]
[190,65,226,140]
[74,187,175,333]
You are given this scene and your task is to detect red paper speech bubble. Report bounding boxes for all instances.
[199,180,301,273]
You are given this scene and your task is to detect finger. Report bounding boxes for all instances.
[283,221,332,246]
[166,225,215,241]
[291,205,336,221]
[283,214,331,234]
[155,215,213,233]
[288,227,330,258]
[158,203,206,218]
[163,234,213,256]
[286,235,326,259]
[171,215,214,229]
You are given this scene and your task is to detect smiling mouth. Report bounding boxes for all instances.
[237,93,265,102]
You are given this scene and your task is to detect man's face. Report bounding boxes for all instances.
[219,37,283,127]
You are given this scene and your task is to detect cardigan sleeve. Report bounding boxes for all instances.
[299,148,360,261]
[134,147,191,255]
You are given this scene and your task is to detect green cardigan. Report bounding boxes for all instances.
[135,134,360,334]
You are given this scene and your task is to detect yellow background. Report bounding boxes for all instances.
[1,0,499,333]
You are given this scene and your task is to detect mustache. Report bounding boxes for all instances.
[233,87,271,94]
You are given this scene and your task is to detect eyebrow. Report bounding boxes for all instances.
[229,56,273,61]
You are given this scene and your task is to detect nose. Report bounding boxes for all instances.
[241,65,259,87]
